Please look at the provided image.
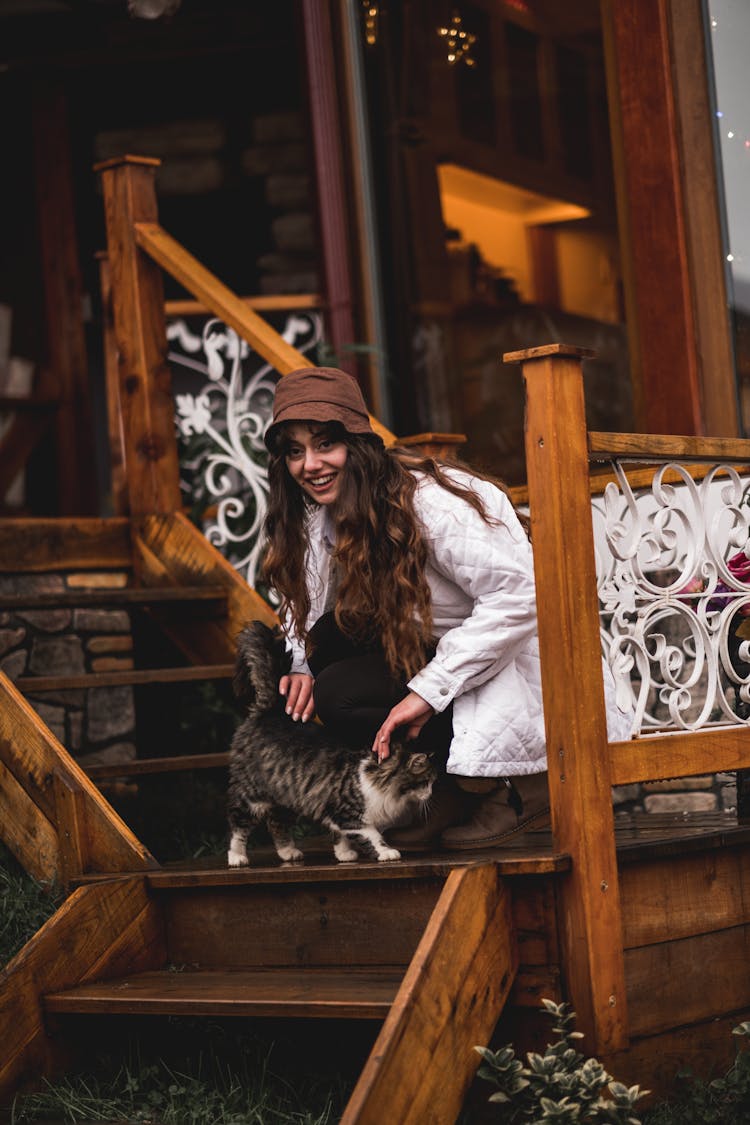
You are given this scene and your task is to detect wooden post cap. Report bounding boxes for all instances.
[93,154,162,173]
[503,344,596,363]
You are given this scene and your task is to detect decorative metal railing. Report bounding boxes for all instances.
[168,312,324,590]
[595,462,750,735]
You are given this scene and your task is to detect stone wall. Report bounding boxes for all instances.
[0,571,136,772]
[613,773,737,817]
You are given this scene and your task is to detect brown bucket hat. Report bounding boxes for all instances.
[264,367,379,450]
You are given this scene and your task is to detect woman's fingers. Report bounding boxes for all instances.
[280,673,315,722]
[372,692,434,760]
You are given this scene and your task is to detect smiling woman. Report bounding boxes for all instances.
[259,365,631,851]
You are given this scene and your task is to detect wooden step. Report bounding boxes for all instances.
[16,663,234,692]
[43,967,402,1019]
[85,751,230,780]
[0,584,228,610]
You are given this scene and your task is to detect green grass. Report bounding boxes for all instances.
[0,843,62,967]
[8,1016,368,1124]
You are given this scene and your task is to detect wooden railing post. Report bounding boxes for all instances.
[505,343,629,1054]
[95,156,182,517]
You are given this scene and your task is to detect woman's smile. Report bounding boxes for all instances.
[285,424,348,506]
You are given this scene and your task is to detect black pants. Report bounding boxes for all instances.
[307,612,452,765]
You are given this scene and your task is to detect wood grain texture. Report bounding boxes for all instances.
[301,0,357,378]
[625,924,750,1037]
[341,865,517,1125]
[601,0,702,435]
[0,672,156,878]
[0,518,132,572]
[668,0,739,437]
[134,512,278,663]
[0,877,165,1100]
[0,585,227,610]
[98,159,182,516]
[53,773,87,888]
[610,727,750,786]
[588,431,750,462]
[32,84,97,515]
[17,663,233,692]
[44,966,402,1019]
[606,1006,750,1097]
[163,879,443,969]
[85,751,230,780]
[0,757,59,884]
[620,845,750,948]
[523,351,628,1053]
[164,294,322,316]
[97,253,128,516]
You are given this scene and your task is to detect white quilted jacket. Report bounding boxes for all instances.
[287,469,632,778]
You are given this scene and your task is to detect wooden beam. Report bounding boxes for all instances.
[668,0,739,437]
[0,411,54,499]
[164,294,322,316]
[512,345,629,1053]
[610,727,750,787]
[0,673,157,879]
[0,757,59,885]
[96,157,183,516]
[0,517,132,572]
[97,252,128,516]
[588,431,750,463]
[301,0,358,378]
[32,84,98,515]
[601,0,703,435]
[0,877,165,1101]
[341,865,517,1125]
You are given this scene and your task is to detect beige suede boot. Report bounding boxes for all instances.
[440,771,551,850]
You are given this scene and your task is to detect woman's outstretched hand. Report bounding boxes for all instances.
[279,672,315,722]
[373,691,434,760]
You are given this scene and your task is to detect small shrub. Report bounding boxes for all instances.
[475,999,646,1123]
[643,1021,750,1125]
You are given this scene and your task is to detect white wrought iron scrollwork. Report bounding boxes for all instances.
[595,461,750,735]
[168,311,324,591]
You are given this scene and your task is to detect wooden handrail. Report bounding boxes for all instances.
[134,220,395,446]
[588,431,750,463]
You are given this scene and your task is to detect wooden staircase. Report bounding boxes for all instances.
[4,847,546,1121]
[0,156,548,1121]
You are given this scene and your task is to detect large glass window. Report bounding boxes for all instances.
[705,0,750,433]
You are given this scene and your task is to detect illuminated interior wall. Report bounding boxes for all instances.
[437,163,621,323]
[439,191,533,299]
[557,228,621,324]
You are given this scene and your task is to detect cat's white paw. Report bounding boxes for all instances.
[277,845,304,862]
[377,846,401,862]
[227,848,248,868]
[334,841,358,862]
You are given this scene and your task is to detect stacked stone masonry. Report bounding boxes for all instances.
[0,571,136,771]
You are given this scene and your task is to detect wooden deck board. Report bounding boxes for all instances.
[43,967,402,1019]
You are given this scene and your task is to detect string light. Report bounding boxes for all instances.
[437,11,477,68]
[361,1,378,46]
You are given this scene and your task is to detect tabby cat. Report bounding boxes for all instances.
[227,621,437,865]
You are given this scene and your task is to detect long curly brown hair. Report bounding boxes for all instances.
[263,422,513,680]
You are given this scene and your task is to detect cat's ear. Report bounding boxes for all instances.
[408,753,429,771]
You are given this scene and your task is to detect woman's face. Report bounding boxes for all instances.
[284,424,349,507]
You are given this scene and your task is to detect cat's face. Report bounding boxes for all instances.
[370,743,437,802]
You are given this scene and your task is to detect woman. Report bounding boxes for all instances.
[262,366,629,850]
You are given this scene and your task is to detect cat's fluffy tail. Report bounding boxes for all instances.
[233,621,288,713]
